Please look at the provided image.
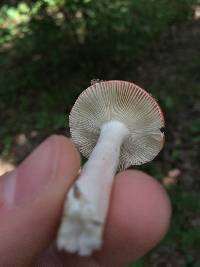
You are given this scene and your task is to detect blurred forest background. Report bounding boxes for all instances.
[0,0,200,266]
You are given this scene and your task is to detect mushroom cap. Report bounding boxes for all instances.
[69,80,164,169]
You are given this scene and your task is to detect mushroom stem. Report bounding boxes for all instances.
[57,120,129,256]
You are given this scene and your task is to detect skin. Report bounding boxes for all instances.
[0,135,171,267]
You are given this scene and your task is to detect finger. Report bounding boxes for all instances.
[0,135,80,267]
[95,170,171,267]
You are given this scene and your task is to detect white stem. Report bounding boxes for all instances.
[57,120,129,256]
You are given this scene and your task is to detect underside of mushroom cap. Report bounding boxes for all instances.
[69,80,164,169]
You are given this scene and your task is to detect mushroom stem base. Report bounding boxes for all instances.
[57,183,103,256]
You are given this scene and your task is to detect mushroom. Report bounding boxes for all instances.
[57,80,164,256]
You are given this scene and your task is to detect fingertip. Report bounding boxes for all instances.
[95,170,171,267]
[48,134,81,182]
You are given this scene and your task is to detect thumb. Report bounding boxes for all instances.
[0,135,80,267]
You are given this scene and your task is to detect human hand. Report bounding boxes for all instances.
[0,135,171,267]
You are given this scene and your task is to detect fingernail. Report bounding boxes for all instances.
[0,171,17,206]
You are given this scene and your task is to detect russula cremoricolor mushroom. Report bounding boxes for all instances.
[57,80,165,256]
